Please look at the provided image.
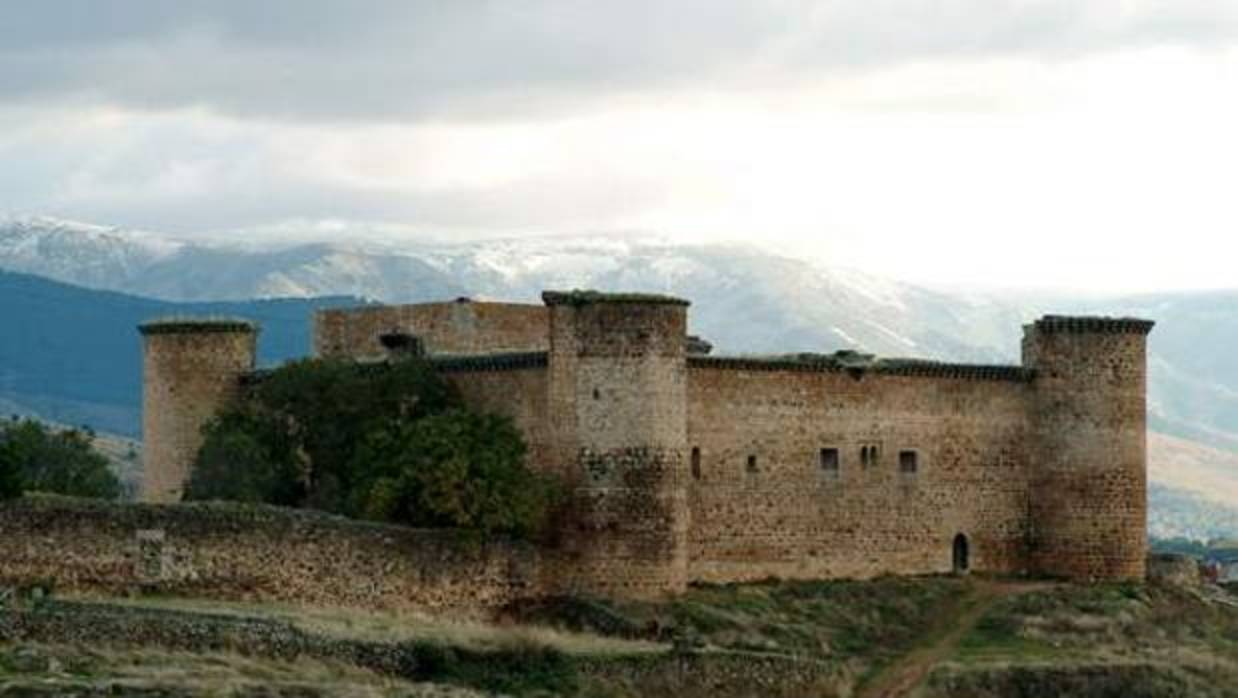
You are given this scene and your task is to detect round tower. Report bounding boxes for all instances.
[1023,315,1154,581]
[543,291,690,597]
[139,318,258,503]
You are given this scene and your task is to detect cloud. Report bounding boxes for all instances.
[3,2,1238,292]
[2,1,1235,123]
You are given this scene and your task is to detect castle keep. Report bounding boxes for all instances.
[138,292,1154,598]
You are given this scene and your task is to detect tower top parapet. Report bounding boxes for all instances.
[541,289,690,307]
[139,317,258,336]
[1029,315,1154,336]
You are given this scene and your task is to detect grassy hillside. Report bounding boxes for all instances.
[3,574,1236,697]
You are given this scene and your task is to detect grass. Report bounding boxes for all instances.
[30,576,1238,697]
[932,580,1238,697]
[513,574,969,665]
[67,592,663,659]
[0,642,479,697]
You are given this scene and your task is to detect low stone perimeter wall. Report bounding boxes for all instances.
[0,496,540,614]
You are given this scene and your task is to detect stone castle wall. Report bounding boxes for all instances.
[315,300,548,359]
[542,295,691,598]
[128,294,1152,602]
[1024,317,1152,581]
[140,321,257,503]
[0,497,536,613]
[685,361,1034,583]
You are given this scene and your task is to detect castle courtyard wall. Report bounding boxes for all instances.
[0,497,538,614]
[685,360,1035,583]
[315,301,548,359]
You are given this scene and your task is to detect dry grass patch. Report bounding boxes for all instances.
[68,592,664,658]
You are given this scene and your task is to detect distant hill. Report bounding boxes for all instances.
[0,269,360,437]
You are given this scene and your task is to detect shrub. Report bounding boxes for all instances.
[349,410,560,538]
[0,417,121,499]
[188,358,559,539]
[186,406,305,506]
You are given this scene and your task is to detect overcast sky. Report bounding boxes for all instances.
[2,1,1236,292]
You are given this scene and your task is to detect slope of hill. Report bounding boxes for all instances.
[0,269,361,437]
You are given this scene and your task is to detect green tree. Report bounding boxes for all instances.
[349,410,559,538]
[187,357,558,538]
[185,406,304,505]
[0,418,121,499]
[243,357,459,512]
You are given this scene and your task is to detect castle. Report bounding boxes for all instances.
[138,291,1154,598]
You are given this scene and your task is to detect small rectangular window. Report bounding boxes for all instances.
[820,448,840,476]
[691,447,702,480]
[899,450,918,474]
[746,454,758,473]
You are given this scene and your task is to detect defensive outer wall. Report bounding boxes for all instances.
[5,292,1151,612]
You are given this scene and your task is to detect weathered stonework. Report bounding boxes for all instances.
[0,497,534,613]
[139,319,257,503]
[1024,316,1152,581]
[130,291,1154,604]
[314,298,548,359]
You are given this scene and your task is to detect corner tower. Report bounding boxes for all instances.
[139,318,258,503]
[544,291,690,597]
[1023,315,1154,581]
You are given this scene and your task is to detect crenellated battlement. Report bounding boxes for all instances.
[689,354,1036,381]
[1028,315,1155,335]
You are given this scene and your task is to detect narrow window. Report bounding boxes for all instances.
[820,448,840,477]
[899,450,918,474]
[592,387,601,400]
[860,446,869,467]
[691,447,702,480]
[746,454,758,473]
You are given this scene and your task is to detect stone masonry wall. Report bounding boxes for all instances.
[437,358,553,471]
[0,497,539,614]
[141,323,256,504]
[314,300,548,359]
[1025,319,1152,581]
[543,296,691,598]
[686,362,1034,583]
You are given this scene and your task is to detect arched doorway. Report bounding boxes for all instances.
[952,533,970,574]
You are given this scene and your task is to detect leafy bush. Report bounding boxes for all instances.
[0,418,121,499]
[349,410,560,538]
[187,358,559,538]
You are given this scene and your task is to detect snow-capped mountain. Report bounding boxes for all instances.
[0,216,183,291]
[0,217,1030,361]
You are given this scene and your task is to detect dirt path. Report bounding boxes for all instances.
[854,579,1051,698]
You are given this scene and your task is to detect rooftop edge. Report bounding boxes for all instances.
[139,317,259,336]
[689,355,1035,382]
[1032,315,1155,335]
[541,290,690,307]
